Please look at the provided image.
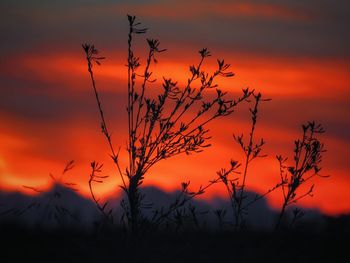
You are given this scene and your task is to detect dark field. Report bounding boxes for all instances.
[1,216,348,263]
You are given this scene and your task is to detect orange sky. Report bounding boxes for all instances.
[0,0,349,216]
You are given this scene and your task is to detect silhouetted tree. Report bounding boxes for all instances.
[83,15,252,234]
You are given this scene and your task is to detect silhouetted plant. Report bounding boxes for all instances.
[289,207,305,228]
[0,160,78,225]
[150,179,221,229]
[215,209,227,230]
[83,15,252,234]
[216,92,269,229]
[35,160,79,225]
[213,97,328,231]
[89,161,114,226]
[276,121,326,229]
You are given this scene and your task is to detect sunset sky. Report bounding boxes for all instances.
[0,0,349,215]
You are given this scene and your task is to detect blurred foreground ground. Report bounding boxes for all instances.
[1,215,348,263]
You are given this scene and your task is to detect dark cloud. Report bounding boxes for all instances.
[0,0,349,57]
[258,97,350,142]
[0,79,124,124]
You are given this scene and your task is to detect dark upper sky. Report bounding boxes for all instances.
[1,0,349,57]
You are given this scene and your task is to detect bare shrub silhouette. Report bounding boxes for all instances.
[275,121,327,229]
[214,105,327,230]
[148,178,223,230]
[216,92,271,229]
[0,160,79,225]
[88,161,114,227]
[83,15,252,233]
[82,15,330,235]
